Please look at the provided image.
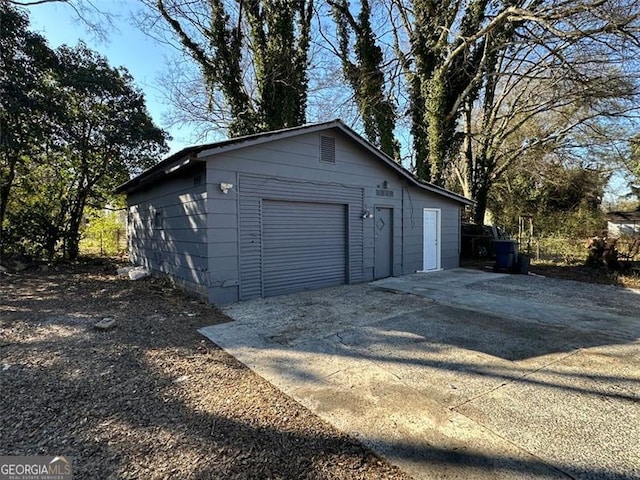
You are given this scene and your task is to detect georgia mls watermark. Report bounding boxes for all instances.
[0,456,72,480]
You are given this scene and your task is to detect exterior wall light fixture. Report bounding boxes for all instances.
[220,182,234,194]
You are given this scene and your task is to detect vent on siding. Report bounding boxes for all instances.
[320,135,336,163]
[376,189,394,197]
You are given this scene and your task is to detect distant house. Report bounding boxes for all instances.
[115,119,473,305]
[607,209,640,237]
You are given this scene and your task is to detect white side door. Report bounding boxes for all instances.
[423,209,441,271]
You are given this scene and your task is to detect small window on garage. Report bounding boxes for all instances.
[320,135,336,163]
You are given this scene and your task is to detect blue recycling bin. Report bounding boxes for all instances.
[494,240,518,272]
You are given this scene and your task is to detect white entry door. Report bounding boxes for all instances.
[423,209,440,271]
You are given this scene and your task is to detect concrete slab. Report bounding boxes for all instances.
[200,269,640,479]
[455,345,640,480]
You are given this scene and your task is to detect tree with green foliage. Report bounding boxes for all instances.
[329,0,400,160]
[1,4,168,260]
[0,2,57,245]
[151,0,314,137]
[3,153,70,259]
[628,136,640,199]
[489,156,608,238]
[52,43,168,259]
[80,206,127,256]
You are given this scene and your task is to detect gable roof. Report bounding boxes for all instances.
[114,119,473,205]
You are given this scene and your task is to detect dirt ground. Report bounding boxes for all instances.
[529,262,640,289]
[461,258,640,289]
[0,261,409,480]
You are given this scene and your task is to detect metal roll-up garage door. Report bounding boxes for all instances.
[262,200,347,297]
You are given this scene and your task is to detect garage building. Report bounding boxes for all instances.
[115,119,473,304]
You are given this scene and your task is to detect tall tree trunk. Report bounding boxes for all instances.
[0,164,15,227]
[0,157,17,255]
[157,0,313,137]
[410,76,430,179]
[330,0,399,159]
[473,181,490,225]
[65,193,87,261]
[425,70,448,185]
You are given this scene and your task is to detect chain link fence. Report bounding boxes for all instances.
[524,237,640,264]
[79,227,127,256]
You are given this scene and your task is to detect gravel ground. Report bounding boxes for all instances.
[0,261,410,480]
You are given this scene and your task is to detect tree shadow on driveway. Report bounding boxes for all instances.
[207,278,640,479]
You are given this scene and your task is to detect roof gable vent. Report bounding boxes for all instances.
[320,135,336,163]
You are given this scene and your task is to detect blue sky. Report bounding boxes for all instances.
[27,0,192,154]
[22,1,636,204]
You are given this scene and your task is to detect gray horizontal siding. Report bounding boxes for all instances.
[239,174,363,203]
[401,186,461,272]
[207,137,400,286]
[211,140,397,191]
[130,251,208,285]
[129,238,208,258]
[125,128,466,305]
[127,164,208,291]
[203,131,462,303]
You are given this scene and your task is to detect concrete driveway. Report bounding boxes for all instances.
[199,269,640,479]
